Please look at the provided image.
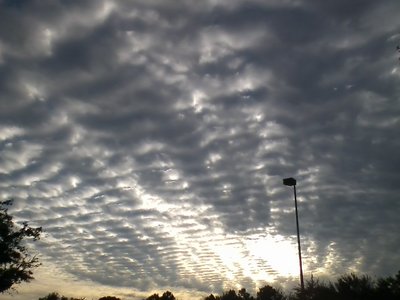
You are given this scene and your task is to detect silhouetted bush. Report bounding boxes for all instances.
[98,296,121,300]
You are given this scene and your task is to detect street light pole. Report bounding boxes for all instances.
[283,177,305,292]
[293,184,305,292]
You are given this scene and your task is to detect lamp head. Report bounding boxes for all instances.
[283,177,296,186]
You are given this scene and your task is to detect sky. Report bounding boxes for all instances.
[0,0,400,299]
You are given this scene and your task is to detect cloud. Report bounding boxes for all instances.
[0,0,400,298]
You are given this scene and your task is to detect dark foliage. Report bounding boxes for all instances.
[204,294,218,300]
[221,289,240,300]
[0,200,42,293]
[376,271,400,300]
[98,296,121,300]
[204,272,400,300]
[289,272,400,300]
[257,285,286,300]
[333,273,375,300]
[291,275,336,300]
[238,288,254,300]
[38,292,85,300]
[145,291,176,300]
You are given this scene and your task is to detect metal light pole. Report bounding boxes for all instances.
[283,177,304,292]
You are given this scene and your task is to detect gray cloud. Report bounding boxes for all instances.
[1,0,400,299]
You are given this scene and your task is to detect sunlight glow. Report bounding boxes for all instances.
[246,234,299,277]
[135,178,303,286]
[208,232,301,286]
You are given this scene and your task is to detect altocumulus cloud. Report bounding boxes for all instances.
[0,0,400,299]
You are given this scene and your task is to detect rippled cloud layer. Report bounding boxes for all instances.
[1,0,399,299]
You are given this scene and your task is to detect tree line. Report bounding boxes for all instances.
[37,272,400,300]
[206,272,400,300]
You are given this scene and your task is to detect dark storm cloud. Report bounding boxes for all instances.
[1,0,400,298]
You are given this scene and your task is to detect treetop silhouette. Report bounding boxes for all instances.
[0,200,42,293]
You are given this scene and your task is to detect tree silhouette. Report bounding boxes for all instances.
[333,273,375,300]
[0,200,42,293]
[238,288,254,300]
[146,293,160,300]
[39,292,68,300]
[204,294,219,300]
[38,292,85,300]
[146,291,175,300]
[221,289,241,300]
[376,271,400,300]
[291,275,336,300]
[98,297,121,300]
[161,291,175,300]
[256,285,286,300]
